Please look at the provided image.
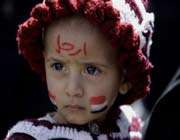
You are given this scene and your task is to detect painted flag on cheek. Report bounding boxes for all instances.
[90,96,108,113]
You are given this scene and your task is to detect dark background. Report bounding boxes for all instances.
[0,0,179,139]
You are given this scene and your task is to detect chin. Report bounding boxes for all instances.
[67,115,89,125]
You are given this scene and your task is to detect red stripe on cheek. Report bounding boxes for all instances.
[90,96,106,105]
[48,92,56,100]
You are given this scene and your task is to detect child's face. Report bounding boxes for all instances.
[44,17,123,125]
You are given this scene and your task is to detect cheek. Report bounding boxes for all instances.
[46,77,65,96]
[89,96,108,113]
[48,91,58,107]
[90,96,106,104]
[89,85,117,102]
[48,91,56,101]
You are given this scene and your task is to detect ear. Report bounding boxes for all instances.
[119,82,131,95]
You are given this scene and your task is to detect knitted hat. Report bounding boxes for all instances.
[17,0,154,104]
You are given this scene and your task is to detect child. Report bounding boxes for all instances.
[5,0,154,139]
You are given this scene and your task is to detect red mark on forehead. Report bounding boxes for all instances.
[69,49,82,56]
[90,96,106,104]
[55,34,87,56]
[83,42,87,56]
[48,91,56,100]
[61,42,74,51]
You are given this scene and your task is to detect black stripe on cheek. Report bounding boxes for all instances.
[90,105,108,113]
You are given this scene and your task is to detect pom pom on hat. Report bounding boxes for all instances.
[111,0,154,57]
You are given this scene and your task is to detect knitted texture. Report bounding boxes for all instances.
[6,105,142,140]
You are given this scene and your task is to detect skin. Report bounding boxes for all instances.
[43,16,126,125]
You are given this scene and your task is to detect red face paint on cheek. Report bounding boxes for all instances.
[90,96,106,104]
[90,96,108,113]
[48,91,58,109]
[48,91,56,100]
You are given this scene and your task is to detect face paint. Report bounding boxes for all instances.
[56,34,74,54]
[55,34,87,56]
[69,49,82,56]
[90,96,108,113]
[83,42,87,56]
[56,34,62,54]
[48,91,57,108]
[61,42,74,51]
[48,91,56,100]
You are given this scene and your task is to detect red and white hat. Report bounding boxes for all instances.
[112,0,154,57]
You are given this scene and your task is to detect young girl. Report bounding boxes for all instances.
[5,0,154,139]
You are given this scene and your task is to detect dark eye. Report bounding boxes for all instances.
[85,64,102,76]
[51,62,64,71]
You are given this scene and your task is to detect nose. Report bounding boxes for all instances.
[65,72,84,97]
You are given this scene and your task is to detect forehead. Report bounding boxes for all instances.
[44,16,118,63]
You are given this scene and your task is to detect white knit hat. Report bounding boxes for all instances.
[112,0,154,57]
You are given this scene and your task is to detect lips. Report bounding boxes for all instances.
[65,105,85,111]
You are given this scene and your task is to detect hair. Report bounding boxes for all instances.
[16,0,154,105]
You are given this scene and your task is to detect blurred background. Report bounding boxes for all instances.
[0,0,179,139]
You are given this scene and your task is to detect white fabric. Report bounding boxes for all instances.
[6,105,142,140]
[112,0,155,57]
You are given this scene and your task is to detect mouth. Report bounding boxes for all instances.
[65,105,85,111]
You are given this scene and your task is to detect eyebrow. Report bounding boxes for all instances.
[80,60,112,69]
[46,57,68,63]
[46,57,112,68]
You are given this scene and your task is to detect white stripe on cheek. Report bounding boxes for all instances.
[91,101,108,112]
[90,96,108,113]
